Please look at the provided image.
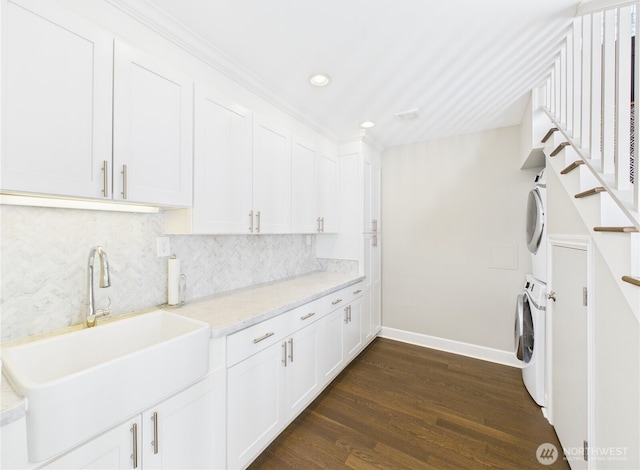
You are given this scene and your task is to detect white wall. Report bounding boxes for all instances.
[381,126,535,352]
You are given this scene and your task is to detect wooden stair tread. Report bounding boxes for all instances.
[541,127,559,143]
[560,160,585,174]
[593,226,639,233]
[575,187,606,198]
[550,141,570,156]
[622,276,640,287]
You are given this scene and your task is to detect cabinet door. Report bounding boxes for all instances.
[43,417,140,469]
[319,307,345,383]
[252,117,292,233]
[2,0,113,199]
[227,341,286,469]
[284,323,320,421]
[291,138,318,233]
[193,85,253,233]
[550,244,589,469]
[142,373,222,470]
[345,297,363,360]
[316,154,339,233]
[113,41,193,207]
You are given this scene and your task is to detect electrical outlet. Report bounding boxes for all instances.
[156,237,170,257]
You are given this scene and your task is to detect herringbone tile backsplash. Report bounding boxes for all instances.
[0,205,353,341]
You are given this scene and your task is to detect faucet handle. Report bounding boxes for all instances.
[95,297,112,318]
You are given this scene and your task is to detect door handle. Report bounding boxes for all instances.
[546,291,557,302]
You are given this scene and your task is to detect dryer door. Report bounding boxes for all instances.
[514,293,535,363]
[526,188,544,254]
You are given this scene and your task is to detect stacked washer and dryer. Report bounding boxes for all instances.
[515,169,548,407]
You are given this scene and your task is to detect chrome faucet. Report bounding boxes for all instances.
[86,246,111,327]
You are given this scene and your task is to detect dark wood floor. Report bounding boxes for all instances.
[249,338,569,469]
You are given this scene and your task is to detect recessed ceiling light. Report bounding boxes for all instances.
[360,120,376,129]
[309,73,331,87]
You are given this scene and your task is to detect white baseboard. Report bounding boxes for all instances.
[379,327,523,368]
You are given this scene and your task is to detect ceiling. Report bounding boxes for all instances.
[141,0,579,149]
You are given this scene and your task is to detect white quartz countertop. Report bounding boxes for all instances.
[166,271,364,338]
[0,271,364,425]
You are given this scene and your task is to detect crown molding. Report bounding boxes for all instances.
[103,0,338,143]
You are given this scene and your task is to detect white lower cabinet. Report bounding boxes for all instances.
[42,373,221,469]
[226,285,366,469]
[43,417,139,469]
[319,305,345,383]
[284,321,320,421]
[227,340,286,470]
[344,296,363,361]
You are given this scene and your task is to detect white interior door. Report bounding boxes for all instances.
[550,243,589,469]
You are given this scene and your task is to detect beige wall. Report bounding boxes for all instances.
[381,126,535,351]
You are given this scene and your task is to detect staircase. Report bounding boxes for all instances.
[542,123,640,318]
[534,3,640,319]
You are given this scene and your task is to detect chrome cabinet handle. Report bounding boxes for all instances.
[255,211,261,233]
[282,341,287,366]
[300,312,316,321]
[344,306,349,323]
[288,338,294,363]
[152,411,159,454]
[252,331,274,344]
[102,160,109,198]
[121,164,128,200]
[353,289,362,295]
[320,217,325,232]
[331,299,342,305]
[249,211,254,233]
[131,423,139,468]
[348,305,352,322]
[317,217,322,233]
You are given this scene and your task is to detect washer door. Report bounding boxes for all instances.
[526,188,544,254]
[514,293,535,363]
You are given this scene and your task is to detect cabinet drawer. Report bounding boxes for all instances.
[287,299,322,331]
[322,281,365,313]
[227,314,289,367]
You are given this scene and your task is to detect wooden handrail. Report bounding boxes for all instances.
[561,160,585,175]
[550,142,570,156]
[622,276,640,287]
[541,127,559,143]
[593,226,639,233]
[575,187,606,198]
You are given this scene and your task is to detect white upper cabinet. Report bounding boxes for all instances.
[291,137,318,233]
[252,116,292,233]
[191,84,253,233]
[291,137,338,234]
[113,42,193,207]
[316,153,338,233]
[1,0,113,199]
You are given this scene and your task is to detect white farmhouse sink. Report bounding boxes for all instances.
[1,310,210,463]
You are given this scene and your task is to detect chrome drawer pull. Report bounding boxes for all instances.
[300,312,316,321]
[331,298,343,305]
[288,338,294,363]
[121,164,128,199]
[131,423,139,468]
[353,289,362,294]
[252,331,275,344]
[152,412,158,454]
[102,160,109,198]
